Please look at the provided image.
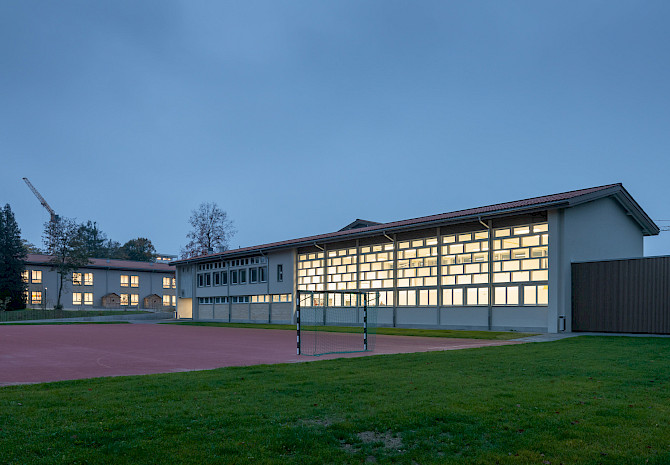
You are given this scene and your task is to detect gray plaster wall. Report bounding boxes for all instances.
[177,265,194,298]
[268,249,294,295]
[548,196,645,333]
[24,264,175,310]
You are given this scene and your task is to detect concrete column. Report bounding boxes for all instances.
[547,209,563,333]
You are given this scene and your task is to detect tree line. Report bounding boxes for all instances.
[26,220,157,262]
[0,201,235,310]
[0,205,158,310]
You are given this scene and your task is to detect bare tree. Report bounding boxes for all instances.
[181,202,235,258]
[43,217,90,309]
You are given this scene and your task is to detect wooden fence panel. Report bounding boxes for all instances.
[572,256,670,334]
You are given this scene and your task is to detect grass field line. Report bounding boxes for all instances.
[164,321,536,340]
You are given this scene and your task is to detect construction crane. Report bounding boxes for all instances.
[23,177,59,222]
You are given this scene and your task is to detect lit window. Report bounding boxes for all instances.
[538,285,548,305]
[84,293,93,305]
[171,296,176,306]
[21,271,29,283]
[172,278,176,289]
[73,293,82,305]
[84,273,93,286]
[31,291,42,305]
[130,276,139,288]
[131,294,138,306]
[524,286,537,305]
[120,275,129,287]
[163,277,171,289]
[163,295,170,306]
[398,290,416,306]
[32,270,42,284]
[494,286,519,305]
[442,288,463,306]
[72,273,82,285]
[120,294,129,305]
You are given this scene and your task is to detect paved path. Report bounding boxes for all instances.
[0,324,521,386]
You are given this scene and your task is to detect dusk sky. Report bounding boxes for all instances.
[2,1,669,257]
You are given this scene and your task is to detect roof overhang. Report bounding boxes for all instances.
[172,183,660,266]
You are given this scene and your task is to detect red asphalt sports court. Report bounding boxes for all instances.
[0,324,523,386]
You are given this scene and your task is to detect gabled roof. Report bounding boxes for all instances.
[339,219,381,231]
[25,254,175,273]
[172,183,659,265]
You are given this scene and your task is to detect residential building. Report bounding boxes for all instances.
[23,255,176,310]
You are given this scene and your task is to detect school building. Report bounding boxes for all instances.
[171,184,660,333]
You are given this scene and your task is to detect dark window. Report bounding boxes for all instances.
[197,274,204,287]
[205,273,211,287]
[239,269,247,284]
[231,270,238,285]
[250,268,258,283]
[259,266,267,282]
[221,271,228,285]
[214,272,220,286]
[277,264,283,282]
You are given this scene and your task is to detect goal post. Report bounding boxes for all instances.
[296,290,378,356]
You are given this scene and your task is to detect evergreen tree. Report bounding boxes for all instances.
[0,204,27,310]
[103,239,122,259]
[21,239,43,254]
[76,221,108,258]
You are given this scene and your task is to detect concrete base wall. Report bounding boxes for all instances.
[192,302,548,332]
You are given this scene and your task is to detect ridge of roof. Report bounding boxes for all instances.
[173,183,652,265]
[25,254,174,272]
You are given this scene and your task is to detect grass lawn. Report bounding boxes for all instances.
[1,336,669,464]
[165,321,535,340]
[0,309,149,323]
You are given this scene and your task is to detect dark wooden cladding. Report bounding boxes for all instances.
[572,256,670,334]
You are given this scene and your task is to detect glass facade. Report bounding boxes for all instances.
[297,222,549,308]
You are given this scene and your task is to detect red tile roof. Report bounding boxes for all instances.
[25,254,175,273]
[173,183,658,265]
